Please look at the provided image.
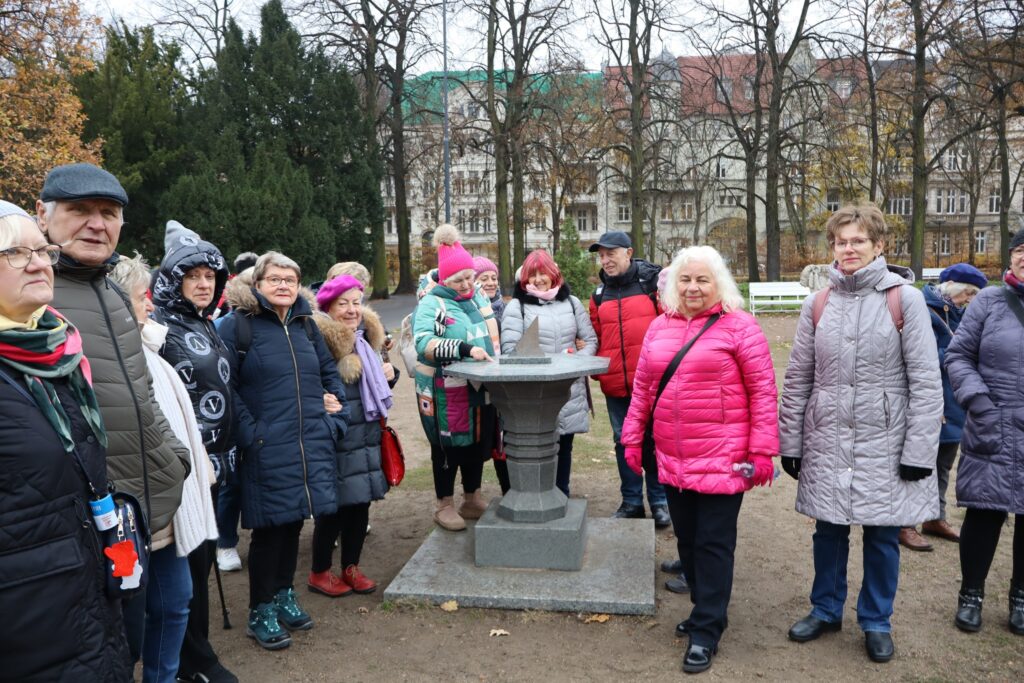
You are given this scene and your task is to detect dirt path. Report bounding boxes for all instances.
[207,314,1023,682]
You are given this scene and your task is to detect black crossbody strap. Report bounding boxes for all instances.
[1002,286,1024,329]
[652,313,721,407]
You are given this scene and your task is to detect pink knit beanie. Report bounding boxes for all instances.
[433,224,475,281]
[473,255,498,278]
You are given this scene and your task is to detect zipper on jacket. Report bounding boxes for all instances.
[883,392,890,429]
[282,321,314,515]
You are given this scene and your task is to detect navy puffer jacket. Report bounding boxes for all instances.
[945,283,1024,514]
[0,368,130,682]
[151,221,236,479]
[922,283,967,444]
[313,308,393,507]
[218,286,347,529]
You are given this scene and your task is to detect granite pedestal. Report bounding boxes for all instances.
[383,517,655,615]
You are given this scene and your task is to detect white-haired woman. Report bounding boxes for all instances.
[621,245,778,674]
[109,254,221,683]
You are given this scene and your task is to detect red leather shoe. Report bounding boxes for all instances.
[342,565,377,594]
[307,570,352,597]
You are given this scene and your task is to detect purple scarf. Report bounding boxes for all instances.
[355,329,393,421]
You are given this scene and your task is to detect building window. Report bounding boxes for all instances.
[660,202,673,221]
[935,188,967,214]
[468,208,481,233]
[453,172,464,196]
[483,215,492,233]
[467,171,479,195]
[715,158,727,179]
[834,78,853,99]
[975,230,987,254]
[457,208,466,227]
[826,189,840,212]
[575,209,589,232]
[718,191,738,207]
[944,148,960,171]
[681,199,695,221]
[617,204,631,222]
[939,231,951,256]
[988,189,1001,214]
[481,173,491,194]
[888,195,911,215]
[384,211,394,235]
[715,78,732,104]
[743,77,755,101]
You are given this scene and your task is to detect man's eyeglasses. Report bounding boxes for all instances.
[1,245,61,268]
[262,276,299,287]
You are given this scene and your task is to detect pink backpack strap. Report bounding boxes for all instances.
[886,286,904,333]
[811,286,831,328]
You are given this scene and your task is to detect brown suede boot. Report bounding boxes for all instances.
[434,497,466,531]
[459,489,489,520]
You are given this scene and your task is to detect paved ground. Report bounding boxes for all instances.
[368,294,418,332]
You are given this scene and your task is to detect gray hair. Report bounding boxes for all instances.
[109,252,151,294]
[937,280,980,300]
[0,214,42,251]
[325,261,370,289]
[660,245,745,314]
[40,200,124,222]
[254,251,301,282]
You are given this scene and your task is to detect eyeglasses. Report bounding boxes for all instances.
[833,238,871,250]
[262,276,299,287]
[1,245,61,268]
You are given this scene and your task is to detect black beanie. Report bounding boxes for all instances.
[1011,226,1024,252]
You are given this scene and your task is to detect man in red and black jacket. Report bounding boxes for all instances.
[588,231,671,528]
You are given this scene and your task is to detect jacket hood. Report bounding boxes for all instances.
[511,280,570,305]
[151,220,228,318]
[923,282,946,309]
[230,283,317,319]
[312,307,385,384]
[828,256,913,294]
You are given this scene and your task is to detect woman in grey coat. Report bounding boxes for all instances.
[501,250,597,495]
[307,275,398,597]
[778,205,943,663]
[945,226,1024,636]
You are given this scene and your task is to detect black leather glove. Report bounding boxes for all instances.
[781,456,801,480]
[899,464,932,481]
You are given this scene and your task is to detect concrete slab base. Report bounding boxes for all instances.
[383,517,655,615]
[475,498,587,570]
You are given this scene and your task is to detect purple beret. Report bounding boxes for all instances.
[939,263,987,290]
[316,274,363,310]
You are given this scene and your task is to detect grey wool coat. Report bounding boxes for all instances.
[945,284,1024,514]
[314,308,389,507]
[501,282,598,435]
[778,257,943,526]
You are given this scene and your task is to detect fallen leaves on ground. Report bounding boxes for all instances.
[584,614,611,624]
[439,600,458,612]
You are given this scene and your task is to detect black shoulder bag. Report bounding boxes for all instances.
[642,313,721,474]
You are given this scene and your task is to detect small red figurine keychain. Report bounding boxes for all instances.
[105,540,139,577]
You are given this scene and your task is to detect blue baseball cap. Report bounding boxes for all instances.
[588,230,632,252]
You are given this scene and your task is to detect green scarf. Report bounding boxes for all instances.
[0,306,107,452]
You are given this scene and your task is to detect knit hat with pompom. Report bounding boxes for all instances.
[433,224,475,281]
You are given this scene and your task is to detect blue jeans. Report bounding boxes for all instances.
[605,395,666,509]
[143,545,192,683]
[810,521,900,633]
[216,477,242,549]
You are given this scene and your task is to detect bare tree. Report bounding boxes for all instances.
[149,0,244,68]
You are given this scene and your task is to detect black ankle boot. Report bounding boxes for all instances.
[955,588,984,632]
[1009,585,1024,635]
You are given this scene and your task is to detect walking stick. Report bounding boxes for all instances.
[213,555,232,629]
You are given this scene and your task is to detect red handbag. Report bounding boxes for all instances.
[379,418,405,486]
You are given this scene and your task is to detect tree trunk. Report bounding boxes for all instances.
[996,90,1011,271]
[745,153,760,282]
[511,138,526,265]
[550,183,561,253]
[764,100,782,281]
[391,98,414,293]
[628,0,646,259]
[495,139,512,290]
[909,0,928,280]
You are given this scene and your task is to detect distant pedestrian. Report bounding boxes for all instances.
[779,205,942,664]
[588,230,671,528]
[945,226,1024,636]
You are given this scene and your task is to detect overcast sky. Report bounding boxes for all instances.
[81,0,834,75]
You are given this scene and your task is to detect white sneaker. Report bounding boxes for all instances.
[217,547,242,572]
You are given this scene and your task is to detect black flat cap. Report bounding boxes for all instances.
[588,230,632,252]
[40,163,129,206]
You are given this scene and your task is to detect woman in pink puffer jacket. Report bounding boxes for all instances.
[622,245,778,674]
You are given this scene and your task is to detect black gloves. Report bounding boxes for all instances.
[899,464,932,481]
[781,456,801,480]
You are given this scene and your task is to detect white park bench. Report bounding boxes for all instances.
[921,268,943,281]
[748,281,811,315]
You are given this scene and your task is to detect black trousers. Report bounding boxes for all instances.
[311,503,371,572]
[178,540,220,677]
[665,486,744,648]
[493,458,510,494]
[248,520,303,608]
[960,508,1024,591]
[431,442,486,499]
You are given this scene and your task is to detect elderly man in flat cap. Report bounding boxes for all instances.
[36,163,192,682]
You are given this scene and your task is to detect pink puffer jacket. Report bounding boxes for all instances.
[621,303,779,495]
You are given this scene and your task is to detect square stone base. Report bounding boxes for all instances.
[383,517,655,615]
[475,498,587,570]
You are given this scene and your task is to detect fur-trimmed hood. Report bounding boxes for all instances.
[312,306,386,384]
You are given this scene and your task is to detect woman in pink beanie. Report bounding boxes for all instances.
[412,225,500,530]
